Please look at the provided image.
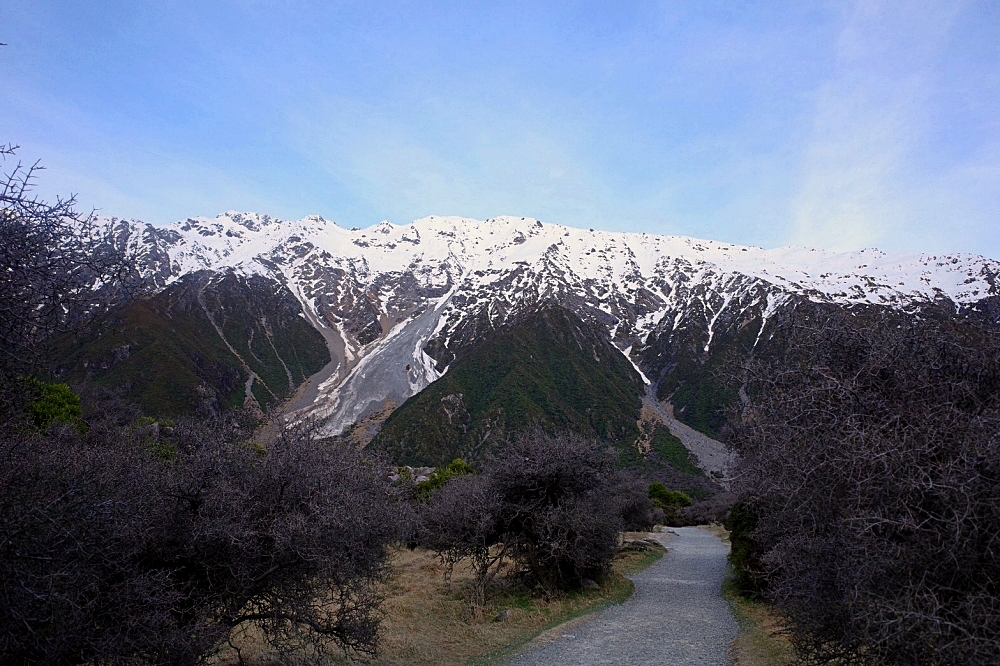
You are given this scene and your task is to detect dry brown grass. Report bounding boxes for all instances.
[214,537,665,665]
[701,523,729,542]
[715,522,794,665]
[370,541,664,665]
[723,576,795,666]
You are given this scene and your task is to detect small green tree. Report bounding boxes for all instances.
[648,482,692,509]
[29,380,85,433]
[414,458,474,501]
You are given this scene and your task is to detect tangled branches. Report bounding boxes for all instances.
[0,396,405,665]
[0,145,133,377]
[418,431,651,608]
[729,304,1000,665]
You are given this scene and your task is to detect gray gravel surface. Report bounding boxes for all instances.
[506,526,738,666]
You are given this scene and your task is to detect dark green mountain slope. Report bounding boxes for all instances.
[642,313,761,439]
[54,271,328,417]
[638,296,1000,440]
[371,305,645,466]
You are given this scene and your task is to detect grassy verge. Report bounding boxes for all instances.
[709,522,794,665]
[722,575,795,666]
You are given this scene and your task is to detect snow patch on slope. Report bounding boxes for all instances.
[112,211,1000,433]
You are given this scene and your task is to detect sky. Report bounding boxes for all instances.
[1,1,998,257]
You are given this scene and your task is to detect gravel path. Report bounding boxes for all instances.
[507,526,738,666]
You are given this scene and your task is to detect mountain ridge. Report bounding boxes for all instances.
[114,211,1000,304]
[92,211,1000,437]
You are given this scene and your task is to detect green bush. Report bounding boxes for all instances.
[725,502,765,598]
[149,438,178,462]
[414,458,474,501]
[134,416,181,461]
[648,482,692,509]
[29,380,85,434]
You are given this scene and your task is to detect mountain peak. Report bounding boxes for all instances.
[90,210,1000,435]
[114,212,1000,308]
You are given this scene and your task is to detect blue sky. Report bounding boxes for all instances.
[2,1,998,257]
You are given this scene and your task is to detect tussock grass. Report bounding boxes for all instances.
[713,523,794,666]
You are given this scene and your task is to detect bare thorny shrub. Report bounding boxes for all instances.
[417,432,651,614]
[418,474,506,612]
[0,144,136,378]
[0,146,408,664]
[0,400,406,665]
[161,416,405,664]
[728,304,1000,665]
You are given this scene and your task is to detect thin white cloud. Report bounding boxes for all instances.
[790,1,958,251]
[279,86,618,227]
[791,76,923,250]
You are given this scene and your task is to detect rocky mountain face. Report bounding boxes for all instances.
[78,211,1000,439]
[55,270,329,416]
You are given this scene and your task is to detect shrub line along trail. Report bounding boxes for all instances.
[507,526,738,666]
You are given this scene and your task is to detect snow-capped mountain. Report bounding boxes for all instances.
[110,211,1000,435]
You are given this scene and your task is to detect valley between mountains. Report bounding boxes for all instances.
[57,211,1000,467]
